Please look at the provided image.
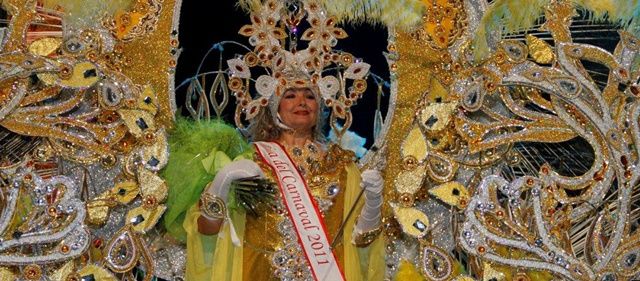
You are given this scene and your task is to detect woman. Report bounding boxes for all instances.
[183,80,385,281]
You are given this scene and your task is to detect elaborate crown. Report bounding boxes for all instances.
[226,0,371,135]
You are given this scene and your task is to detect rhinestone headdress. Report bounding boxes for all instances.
[227,0,371,135]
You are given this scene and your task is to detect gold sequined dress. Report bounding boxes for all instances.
[183,142,385,281]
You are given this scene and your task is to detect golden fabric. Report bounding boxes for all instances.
[242,158,347,280]
[184,144,384,281]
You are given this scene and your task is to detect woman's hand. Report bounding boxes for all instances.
[197,159,264,235]
[205,159,265,199]
[361,169,383,198]
[353,169,384,246]
[359,170,383,224]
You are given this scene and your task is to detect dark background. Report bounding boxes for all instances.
[174,1,390,148]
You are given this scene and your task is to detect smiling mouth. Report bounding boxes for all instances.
[294,110,310,115]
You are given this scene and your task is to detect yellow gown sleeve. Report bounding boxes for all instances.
[184,204,247,281]
[343,163,385,281]
[181,147,253,281]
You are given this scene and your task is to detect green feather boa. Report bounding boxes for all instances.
[161,118,252,242]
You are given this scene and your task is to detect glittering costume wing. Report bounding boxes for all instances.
[0,0,181,279]
[381,1,640,280]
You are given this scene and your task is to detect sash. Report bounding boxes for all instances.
[254,141,345,281]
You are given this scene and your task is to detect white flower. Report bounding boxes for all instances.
[344,62,370,80]
[255,75,277,98]
[317,75,339,100]
[227,58,251,79]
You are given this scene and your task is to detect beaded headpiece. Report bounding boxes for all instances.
[227,0,371,135]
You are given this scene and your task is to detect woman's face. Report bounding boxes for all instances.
[277,87,318,132]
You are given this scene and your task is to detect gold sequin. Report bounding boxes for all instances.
[137,85,158,115]
[391,203,430,238]
[86,195,113,226]
[418,102,457,133]
[23,264,42,281]
[452,276,476,281]
[28,38,62,56]
[401,125,428,162]
[110,181,139,204]
[526,35,554,64]
[137,167,168,202]
[58,62,100,88]
[49,261,74,281]
[117,109,156,138]
[0,267,16,281]
[428,181,469,209]
[482,262,506,281]
[126,204,166,233]
[76,264,117,281]
[393,164,427,194]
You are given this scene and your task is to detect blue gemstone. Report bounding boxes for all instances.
[625,253,637,267]
[147,156,159,167]
[131,215,145,225]
[413,220,426,232]
[136,118,148,130]
[425,115,438,128]
[83,69,97,78]
[535,238,543,247]
[326,185,339,196]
